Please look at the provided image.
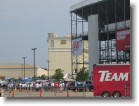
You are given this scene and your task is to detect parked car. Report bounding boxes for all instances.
[76,81,85,91]
[67,80,93,92]
[67,81,84,91]
[67,81,78,91]
[0,79,9,87]
[84,80,93,91]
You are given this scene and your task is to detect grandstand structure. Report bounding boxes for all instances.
[70,0,130,77]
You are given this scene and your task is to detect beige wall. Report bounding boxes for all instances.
[47,34,89,76]
[48,34,72,75]
[49,51,71,75]
[0,64,47,79]
[49,70,55,76]
[36,66,48,77]
[0,68,35,79]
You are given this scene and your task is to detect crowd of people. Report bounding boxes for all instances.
[5,80,71,92]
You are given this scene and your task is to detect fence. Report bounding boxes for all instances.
[1,86,94,98]
[0,86,130,98]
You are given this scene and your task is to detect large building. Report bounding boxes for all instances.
[47,33,89,78]
[0,64,47,79]
[70,0,130,77]
[47,33,72,76]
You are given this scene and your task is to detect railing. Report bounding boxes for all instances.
[0,85,130,98]
[1,86,93,98]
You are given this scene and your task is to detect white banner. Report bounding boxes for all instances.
[72,38,83,56]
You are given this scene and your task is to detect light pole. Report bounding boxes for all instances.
[47,60,50,80]
[22,57,26,78]
[32,48,37,81]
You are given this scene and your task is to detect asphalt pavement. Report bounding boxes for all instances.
[2,89,94,98]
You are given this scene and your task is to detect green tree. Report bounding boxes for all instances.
[18,77,22,80]
[52,69,64,81]
[40,74,47,80]
[76,67,89,81]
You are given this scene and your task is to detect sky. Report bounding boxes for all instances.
[0,0,139,105]
[0,0,82,68]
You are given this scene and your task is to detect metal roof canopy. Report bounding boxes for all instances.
[70,0,130,23]
[70,0,130,41]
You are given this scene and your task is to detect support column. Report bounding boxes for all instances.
[88,14,99,76]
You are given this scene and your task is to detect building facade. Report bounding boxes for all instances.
[0,64,47,79]
[47,33,72,76]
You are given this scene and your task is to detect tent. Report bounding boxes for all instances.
[63,73,75,81]
[64,78,75,81]
[21,77,32,82]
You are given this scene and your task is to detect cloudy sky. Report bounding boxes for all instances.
[0,0,82,68]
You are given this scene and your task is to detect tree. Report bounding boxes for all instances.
[18,77,22,80]
[40,74,47,80]
[52,69,64,81]
[76,67,89,81]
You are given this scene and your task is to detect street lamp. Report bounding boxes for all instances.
[22,57,26,78]
[31,48,37,81]
[47,60,50,80]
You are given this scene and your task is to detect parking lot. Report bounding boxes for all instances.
[2,89,94,98]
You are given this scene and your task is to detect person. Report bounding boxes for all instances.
[35,82,40,92]
[59,83,62,93]
[62,82,65,90]
[59,82,65,93]
[19,82,22,91]
[51,82,54,92]
[30,82,33,91]
[0,83,2,97]
[66,82,70,90]
[7,82,13,93]
[39,82,42,92]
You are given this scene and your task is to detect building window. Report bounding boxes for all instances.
[51,40,54,48]
[61,40,66,44]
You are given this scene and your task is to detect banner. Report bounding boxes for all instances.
[72,38,83,56]
[116,29,130,51]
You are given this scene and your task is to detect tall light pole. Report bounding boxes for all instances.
[47,60,50,80]
[22,57,26,78]
[32,48,37,81]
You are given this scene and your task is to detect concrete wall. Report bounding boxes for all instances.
[48,35,72,75]
[0,68,34,79]
[36,66,48,77]
[0,64,47,79]
[88,15,99,76]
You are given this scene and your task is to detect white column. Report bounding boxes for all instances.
[88,14,99,76]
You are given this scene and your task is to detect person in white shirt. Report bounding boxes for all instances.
[59,83,64,93]
[39,82,42,88]
[35,82,40,92]
[51,82,54,92]
[51,82,54,88]
[30,83,33,91]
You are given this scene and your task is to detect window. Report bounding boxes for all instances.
[61,40,66,44]
[50,40,54,48]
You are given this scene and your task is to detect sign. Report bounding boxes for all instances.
[116,29,130,51]
[72,38,82,56]
[98,71,128,82]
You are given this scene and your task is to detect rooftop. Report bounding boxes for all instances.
[70,0,130,23]
[70,0,103,12]
[0,64,34,69]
